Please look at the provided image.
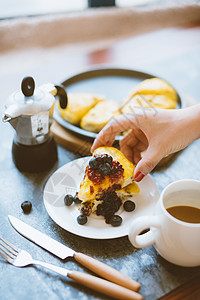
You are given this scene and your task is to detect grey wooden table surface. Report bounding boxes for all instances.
[0,25,200,300]
[0,103,200,300]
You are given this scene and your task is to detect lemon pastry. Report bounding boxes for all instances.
[77,147,139,224]
[57,93,104,125]
[80,100,119,133]
[120,77,178,113]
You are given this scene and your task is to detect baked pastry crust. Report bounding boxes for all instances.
[120,77,178,113]
[57,93,104,125]
[80,100,119,133]
[78,147,139,217]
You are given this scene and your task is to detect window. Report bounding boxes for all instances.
[0,0,193,20]
[0,0,88,19]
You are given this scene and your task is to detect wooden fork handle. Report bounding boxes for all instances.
[68,270,143,300]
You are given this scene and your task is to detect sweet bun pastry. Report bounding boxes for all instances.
[147,94,177,109]
[92,146,135,188]
[120,77,178,113]
[57,93,104,125]
[80,100,119,133]
[128,77,177,99]
[78,147,139,222]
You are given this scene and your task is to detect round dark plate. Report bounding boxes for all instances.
[54,67,183,141]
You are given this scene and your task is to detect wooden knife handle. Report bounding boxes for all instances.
[68,270,143,300]
[74,252,140,292]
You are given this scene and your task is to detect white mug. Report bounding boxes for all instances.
[128,179,200,267]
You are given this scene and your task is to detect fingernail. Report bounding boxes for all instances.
[134,171,145,182]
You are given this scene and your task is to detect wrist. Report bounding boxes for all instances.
[182,104,200,142]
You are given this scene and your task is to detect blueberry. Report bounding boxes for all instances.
[110,215,122,227]
[123,200,136,212]
[89,157,99,170]
[73,194,82,204]
[98,163,112,175]
[77,214,88,225]
[64,194,74,206]
[21,201,32,214]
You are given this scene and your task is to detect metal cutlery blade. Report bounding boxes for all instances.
[8,215,74,258]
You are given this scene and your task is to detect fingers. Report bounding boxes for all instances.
[120,129,138,149]
[120,129,147,163]
[134,144,162,180]
[120,129,138,162]
[91,125,116,153]
[91,114,136,153]
[120,129,148,164]
[132,149,142,165]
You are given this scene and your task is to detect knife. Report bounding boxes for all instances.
[8,215,140,292]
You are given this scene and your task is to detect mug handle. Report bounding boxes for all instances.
[128,216,160,248]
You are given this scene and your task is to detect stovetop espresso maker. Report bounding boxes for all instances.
[3,76,68,172]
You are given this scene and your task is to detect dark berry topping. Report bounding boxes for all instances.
[87,166,105,185]
[101,154,113,164]
[112,184,122,190]
[77,214,88,225]
[96,205,105,216]
[90,154,113,167]
[21,201,32,214]
[96,191,122,223]
[87,154,124,185]
[89,157,99,170]
[73,194,82,204]
[109,161,124,182]
[98,162,112,175]
[81,206,90,216]
[90,185,94,194]
[89,154,113,175]
[64,194,74,206]
[110,215,122,227]
[123,200,136,212]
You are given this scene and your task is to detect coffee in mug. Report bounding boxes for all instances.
[165,189,200,223]
[128,179,200,267]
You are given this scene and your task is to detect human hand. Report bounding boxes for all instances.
[91,105,200,181]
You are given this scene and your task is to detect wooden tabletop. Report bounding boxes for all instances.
[0,22,200,300]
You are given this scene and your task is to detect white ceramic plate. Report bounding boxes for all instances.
[43,157,160,239]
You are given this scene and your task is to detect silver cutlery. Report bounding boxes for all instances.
[8,215,140,292]
[0,236,142,300]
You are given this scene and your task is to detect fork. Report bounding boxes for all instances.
[0,237,143,300]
